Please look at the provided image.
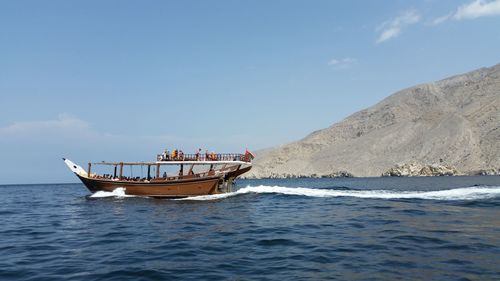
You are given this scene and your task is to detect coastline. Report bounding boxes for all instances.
[242,166,500,179]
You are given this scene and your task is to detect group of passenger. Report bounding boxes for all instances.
[159,149,185,161]
[93,174,149,182]
[93,172,195,182]
[205,149,218,161]
[95,174,115,180]
[121,176,148,182]
[158,148,222,161]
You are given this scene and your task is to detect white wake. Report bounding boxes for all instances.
[179,185,500,201]
[90,187,136,198]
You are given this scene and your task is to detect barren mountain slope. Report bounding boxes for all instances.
[247,63,500,178]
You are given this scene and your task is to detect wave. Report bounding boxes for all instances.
[179,185,500,201]
[90,187,136,198]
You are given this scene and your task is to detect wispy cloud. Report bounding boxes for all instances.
[328,57,358,68]
[429,13,454,25]
[455,0,500,19]
[376,10,421,43]
[431,0,500,25]
[0,114,196,144]
[0,113,93,138]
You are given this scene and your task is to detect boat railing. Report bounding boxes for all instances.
[156,153,251,163]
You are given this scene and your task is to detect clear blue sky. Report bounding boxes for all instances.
[1,0,500,184]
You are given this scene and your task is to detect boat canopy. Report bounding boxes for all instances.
[90,160,251,166]
[89,153,252,166]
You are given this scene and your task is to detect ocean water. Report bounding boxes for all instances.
[1,176,499,280]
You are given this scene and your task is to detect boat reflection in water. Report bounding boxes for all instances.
[63,151,253,198]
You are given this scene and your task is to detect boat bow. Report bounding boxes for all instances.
[62,158,87,177]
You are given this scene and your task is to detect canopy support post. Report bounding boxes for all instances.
[87,163,91,177]
[147,164,151,180]
[119,162,123,179]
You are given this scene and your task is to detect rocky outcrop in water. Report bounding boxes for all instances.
[244,171,354,179]
[322,171,354,178]
[381,163,460,177]
[471,168,500,176]
[246,63,500,178]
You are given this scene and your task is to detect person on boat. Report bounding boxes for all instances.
[179,150,184,160]
[172,149,177,160]
[195,148,201,161]
[205,149,209,161]
[210,151,216,161]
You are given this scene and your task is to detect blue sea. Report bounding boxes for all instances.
[1,176,499,280]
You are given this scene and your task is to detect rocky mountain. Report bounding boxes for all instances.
[246,63,500,178]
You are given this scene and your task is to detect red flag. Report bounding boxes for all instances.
[245,149,255,159]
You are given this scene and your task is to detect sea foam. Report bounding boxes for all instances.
[90,187,135,198]
[179,185,500,201]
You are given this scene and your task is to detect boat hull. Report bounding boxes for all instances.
[224,166,252,180]
[77,175,221,198]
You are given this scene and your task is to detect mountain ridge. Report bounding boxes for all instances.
[246,63,500,178]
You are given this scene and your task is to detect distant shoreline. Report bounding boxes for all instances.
[242,173,500,180]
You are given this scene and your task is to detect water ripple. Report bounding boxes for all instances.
[0,177,499,280]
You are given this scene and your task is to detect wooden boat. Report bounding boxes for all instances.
[63,152,253,198]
